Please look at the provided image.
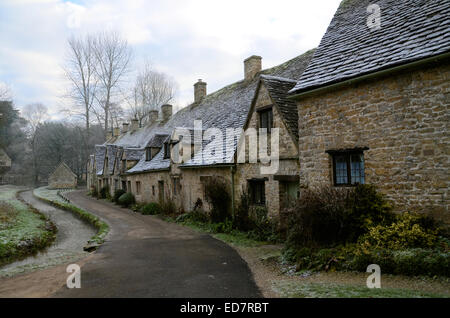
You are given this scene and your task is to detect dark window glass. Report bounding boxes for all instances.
[163,143,170,159]
[146,148,152,161]
[249,180,265,205]
[259,108,273,133]
[332,151,365,186]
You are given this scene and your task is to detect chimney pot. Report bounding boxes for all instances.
[131,118,139,131]
[161,104,173,121]
[194,79,207,103]
[244,55,262,82]
[113,127,120,137]
[149,110,159,123]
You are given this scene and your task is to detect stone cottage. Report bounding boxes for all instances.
[89,50,314,221]
[48,162,77,189]
[289,0,450,214]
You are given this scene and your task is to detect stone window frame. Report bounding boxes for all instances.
[257,106,274,134]
[326,147,368,187]
[248,178,268,206]
[172,177,180,196]
[136,181,141,195]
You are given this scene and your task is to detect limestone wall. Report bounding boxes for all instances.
[296,62,450,214]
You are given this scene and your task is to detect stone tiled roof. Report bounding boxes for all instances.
[106,49,315,173]
[95,145,106,176]
[106,145,119,175]
[260,75,299,141]
[123,148,144,161]
[127,147,170,173]
[290,0,450,94]
[146,134,170,148]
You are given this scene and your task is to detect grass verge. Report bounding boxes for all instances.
[34,187,109,245]
[161,215,268,248]
[0,186,57,266]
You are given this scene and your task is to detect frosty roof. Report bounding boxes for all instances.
[95,145,106,176]
[96,49,315,174]
[260,75,300,142]
[290,0,450,94]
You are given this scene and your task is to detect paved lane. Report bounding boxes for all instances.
[53,191,261,298]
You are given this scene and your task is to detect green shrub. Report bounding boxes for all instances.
[113,189,126,203]
[90,187,98,198]
[344,184,395,241]
[358,212,440,251]
[347,247,450,277]
[160,199,177,215]
[286,185,394,248]
[141,202,161,215]
[99,186,109,199]
[204,177,231,223]
[234,193,251,231]
[176,210,209,223]
[209,218,234,234]
[118,192,135,208]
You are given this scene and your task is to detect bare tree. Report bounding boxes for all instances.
[93,31,132,133]
[22,103,49,185]
[0,83,12,101]
[62,35,98,138]
[126,61,177,126]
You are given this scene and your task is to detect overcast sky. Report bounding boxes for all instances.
[0,0,342,118]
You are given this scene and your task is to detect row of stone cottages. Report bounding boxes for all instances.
[88,0,449,225]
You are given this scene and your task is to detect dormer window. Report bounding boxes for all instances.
[258,107,273,133]
[146,148,152,161]
[163,142,170,159]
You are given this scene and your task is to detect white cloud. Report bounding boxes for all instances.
[0,0,342,117]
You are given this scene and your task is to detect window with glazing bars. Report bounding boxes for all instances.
[332,151,365,186]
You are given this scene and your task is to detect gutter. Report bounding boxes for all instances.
[178,163,234,169]
[125,168,170,176]
[288,51,450,100]
[230,165,236,221]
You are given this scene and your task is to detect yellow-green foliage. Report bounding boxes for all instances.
[358,212,439,251]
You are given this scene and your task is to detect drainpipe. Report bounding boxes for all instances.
[230,165,236,221]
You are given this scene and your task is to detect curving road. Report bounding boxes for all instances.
[0,191,94,278]
[51,190,261,298]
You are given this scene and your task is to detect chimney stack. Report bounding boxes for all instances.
[194,79,207,103]
[244,55,262,82]
[113,127,120,137]
[131,118,139,131]
[161,104,173,121]
[149,110,159,123]
[122,122,129,134]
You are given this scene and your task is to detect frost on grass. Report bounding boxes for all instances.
[271,280,448,298]
[0,186,56,266]
[34,187,65,204]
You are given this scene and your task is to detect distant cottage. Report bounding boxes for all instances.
[48,162,77,189]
